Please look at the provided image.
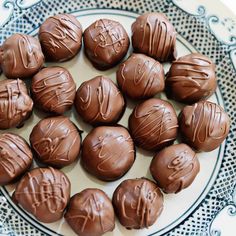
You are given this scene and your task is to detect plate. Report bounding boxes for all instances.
[0,1,236,236]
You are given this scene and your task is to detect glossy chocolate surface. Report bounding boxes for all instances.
[13,167,70,223]
[81,126,135,181]
[65,188,115,236]
[75,76,125,126]
[0,79,33,129]
[83,19,130,70]
[31,66,76,114]
[132,13,177,62]
[129,98,178,151]
[0,33,44,79]
[39,14,83,62]
[0,133,33,185]
[117,53,165,99]
[150,143,200,193]
[179,101,230,152]
[112,178,163,229]
[166,53,217,104]
[30,116,81,168]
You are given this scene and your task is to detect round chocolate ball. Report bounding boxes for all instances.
[129,98,178,151]
[165,53,217,104]
[0,79,33,129]
[132,13,177,62]
[39,14,83,62]
[65,188,115,236]
[31,66,76,114]
[179,101,230,152]
[30,116,81,168]
[75,76,125,126]
[112,178,163,229]
[0,133,33,185]
[81,126,135,181]
[0,34,44,79]
[13,167,70,223]
[150,143,200,193]
[83,19,130,70]
[116,53,165,99]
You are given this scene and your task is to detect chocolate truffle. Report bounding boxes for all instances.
[13,167,70,223]
[150,143,200,193]
[129,98,178,151]
[39,14,83,62]
[83,19,130,70]
[117,53,165,99]
[30,116,81,168]
[166,53,217,104]
[65,188,115,236]
[81,126,135,181]
[75,76,125,126]
[112,178,163,229]
[0,34,44,79]
[179,101,230,152]
[31,66,76,114]
[0,79,33,129]
[132,13,177,62]
[0,133,33,185]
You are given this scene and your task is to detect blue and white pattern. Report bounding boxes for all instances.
[0,0,236,235]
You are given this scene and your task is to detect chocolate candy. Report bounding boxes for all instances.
[112,178,163,229]
[30,116,81,168]
[132,13,177,62]
[39,14,83,62]
[0,133,33,185]
[166,53,217,104]
[150,143,200,193]
[116,53,165,99]
[13,167,70,223]
[31,66,76,114]
[65,188,115,236]
[179,101,230,152]
[75,76,125,126]
[129,98,178,151]
[0,79,33,129]
[0,34,44,79]
[81,126,135,181]
[83,19,130,70]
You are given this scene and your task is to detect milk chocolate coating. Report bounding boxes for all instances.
[30,116,81,168]
[0,79,33,129]
[75,76,125,126]
[81,126,135,181]
[117,53,165,99]
[65,189,115,236]
[0,34,44,79]
[166,53,217,104]
[150,143,200,193]
[179,101,230,152]
[13,167,70,223]
[31,66,76,114]
[39,14,83,62]
[129,98,178,151]
[83,19,130,70]
[0,133,33,185]
[132,13,177,62]
[112,178,163,229]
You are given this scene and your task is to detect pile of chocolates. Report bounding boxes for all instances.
[0,12,230,236]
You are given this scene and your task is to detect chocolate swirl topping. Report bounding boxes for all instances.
[179,101,230,151]
[0,133,33,185]
[0,79,33,129]
[31,66,76,114]
[65,188,115,236]
[13,167,70,223]
[132,13,177,62]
